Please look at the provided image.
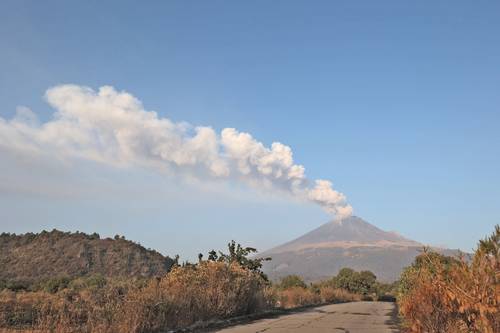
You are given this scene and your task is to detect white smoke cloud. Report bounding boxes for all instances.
[0,84,353,218]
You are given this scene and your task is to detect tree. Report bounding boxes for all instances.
[207,240,271,280]
[358,270,377,294]
[335,267,356,290]
[334,268,377,294]
[278,275,307,289]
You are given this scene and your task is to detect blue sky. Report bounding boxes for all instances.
[0,1,499,259]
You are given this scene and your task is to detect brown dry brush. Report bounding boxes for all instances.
[398,225,500,333]
[0,280,135,332]
[272,286,360,309]
[269,273,363,309]
[318,286,361,304]
[119,261,270,332]
[0,262,270,333]
[274,286,320,308]
[0,266,368,332]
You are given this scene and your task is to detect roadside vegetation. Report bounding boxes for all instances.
[272,268,397,309]
[397,225,499,333]
[0,239,393,333]
[6,224,497,333]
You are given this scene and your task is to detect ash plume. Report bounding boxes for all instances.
[0,85,353,218]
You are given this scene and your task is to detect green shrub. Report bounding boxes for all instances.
[278,275,307,289]
[68,274,107,291]
[329,268,377,295]
[5,280,31,292]
[42,277,71,293]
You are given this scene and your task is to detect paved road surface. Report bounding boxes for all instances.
[214,302,400,333]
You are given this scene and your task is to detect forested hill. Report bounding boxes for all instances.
[0,229,174,282]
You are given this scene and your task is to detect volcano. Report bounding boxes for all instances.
[261,216,457,282]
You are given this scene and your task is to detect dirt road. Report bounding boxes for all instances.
[214,301,400,333]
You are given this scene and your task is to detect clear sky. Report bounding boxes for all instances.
[0,1,499,259]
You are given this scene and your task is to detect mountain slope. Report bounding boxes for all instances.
[0,229,174,282]
[268,216,422,253]
[261,216,457,282]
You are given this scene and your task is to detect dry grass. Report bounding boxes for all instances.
[318,286,361,303]
[274,286,320,308]
[0,262,269,333]
[0,270,363,332]
[118,261,269,332]
[398,225,499,333]
[272,286,360,309]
